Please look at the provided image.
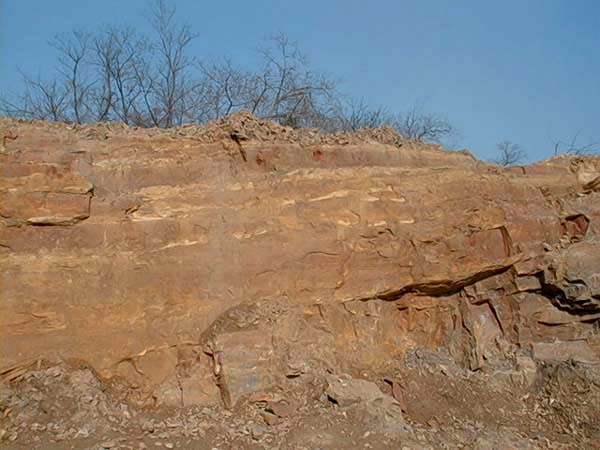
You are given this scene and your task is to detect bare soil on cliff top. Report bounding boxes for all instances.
[1,111,442,151]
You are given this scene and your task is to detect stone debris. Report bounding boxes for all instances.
[325,375,390,407]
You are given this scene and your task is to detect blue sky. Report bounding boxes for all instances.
[1,0,598,162]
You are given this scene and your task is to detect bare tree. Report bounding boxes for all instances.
[332,98,392,131]
[322,99,460,144]
[1,1,206,128]
[51,31,96,124]
[553,132,598,155]
[493,140,527,166]
[1,31,95,124]
[145,0,199,127]
[251,33,338,128]
[0,72,69,121]
[392,105,454,143]
[197,33,339,128]
[1,0,456,142]
[91,27,147,124]
[198,60,254,120]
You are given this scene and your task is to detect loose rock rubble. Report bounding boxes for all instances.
[1,353,599,449]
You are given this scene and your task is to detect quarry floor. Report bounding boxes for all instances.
[2,350,599,450]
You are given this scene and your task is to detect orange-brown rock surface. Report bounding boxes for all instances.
[1,113,599,413]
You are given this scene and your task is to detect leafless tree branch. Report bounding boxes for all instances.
[493,140,527,166]
[553,131,599,155]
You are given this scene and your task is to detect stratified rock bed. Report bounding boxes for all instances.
[1,113,599,449]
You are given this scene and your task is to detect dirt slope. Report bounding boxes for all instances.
[1,113,600,449]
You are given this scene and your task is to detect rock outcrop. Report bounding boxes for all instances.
[1,113,599,412]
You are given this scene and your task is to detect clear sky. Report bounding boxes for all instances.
[1,0,598,162]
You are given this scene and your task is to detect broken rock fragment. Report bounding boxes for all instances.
[208,328,281,409]
[325,374,409,434]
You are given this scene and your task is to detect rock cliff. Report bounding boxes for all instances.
[1,113,599,448]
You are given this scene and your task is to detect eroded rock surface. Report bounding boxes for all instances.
[1,113,599,448]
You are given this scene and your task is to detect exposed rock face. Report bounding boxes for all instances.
[1,113,599,411]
